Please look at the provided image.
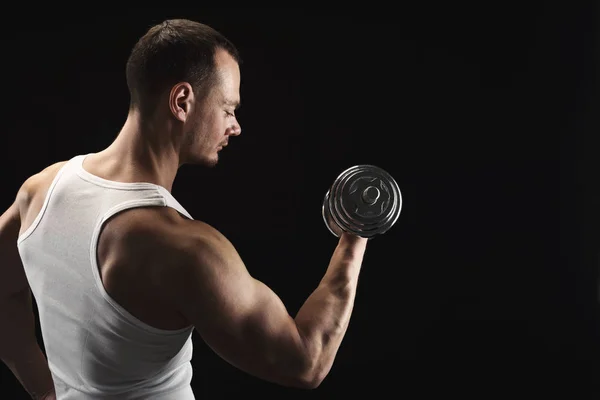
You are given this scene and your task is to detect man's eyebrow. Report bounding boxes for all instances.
[224,99,241,109]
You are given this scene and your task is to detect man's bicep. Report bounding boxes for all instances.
[0,201,29,298]
[1,166,64,299]
[173,230,308,385]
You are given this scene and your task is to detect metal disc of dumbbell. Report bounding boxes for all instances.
[322,165,402,238]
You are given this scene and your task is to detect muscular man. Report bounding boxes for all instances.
[0,19,368,399]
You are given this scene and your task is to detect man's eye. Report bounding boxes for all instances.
[225,111,234,117]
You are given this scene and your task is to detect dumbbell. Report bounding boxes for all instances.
[322,165,402,238]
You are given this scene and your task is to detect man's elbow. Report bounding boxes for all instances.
[286,357,331,390]
[272,331,332,389]
[281,370,326,390]
[298,370,328,390]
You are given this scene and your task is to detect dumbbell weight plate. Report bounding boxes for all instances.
[322,165,402,238]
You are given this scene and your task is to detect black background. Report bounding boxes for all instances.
[1,4,599,398]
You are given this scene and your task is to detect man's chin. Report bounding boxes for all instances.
[199,155,219,168]
[183,151,217,167]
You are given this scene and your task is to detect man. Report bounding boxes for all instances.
[0,19,368,399]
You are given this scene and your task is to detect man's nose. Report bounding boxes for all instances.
[227,123,241,136]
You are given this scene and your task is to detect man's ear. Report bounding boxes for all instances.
[169,82,194,122]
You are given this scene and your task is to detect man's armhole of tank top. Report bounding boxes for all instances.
[90,199,195,335]
[154,186,194,221]
[17,160,70,245]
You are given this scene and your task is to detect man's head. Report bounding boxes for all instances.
[125,19,242,167]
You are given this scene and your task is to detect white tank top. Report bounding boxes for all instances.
[17,154,196,399]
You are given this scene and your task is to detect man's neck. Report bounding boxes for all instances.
[103,113,181,192]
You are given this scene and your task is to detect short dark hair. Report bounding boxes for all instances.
[125,19,241,115]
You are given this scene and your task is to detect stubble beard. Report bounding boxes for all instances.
[182,128,219,168]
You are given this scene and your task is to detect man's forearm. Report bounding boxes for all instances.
[294,232,367,384]
[2,343,55,399]
[0,288,55,399]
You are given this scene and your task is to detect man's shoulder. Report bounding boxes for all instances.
[23,160,69,189]
[100,206,225,263]
[16,160,69,213]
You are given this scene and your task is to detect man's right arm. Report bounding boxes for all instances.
[164,220,368,389]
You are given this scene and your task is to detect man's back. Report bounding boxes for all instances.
[16,154,196,399]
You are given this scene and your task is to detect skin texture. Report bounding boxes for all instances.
[0,47,369,393]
